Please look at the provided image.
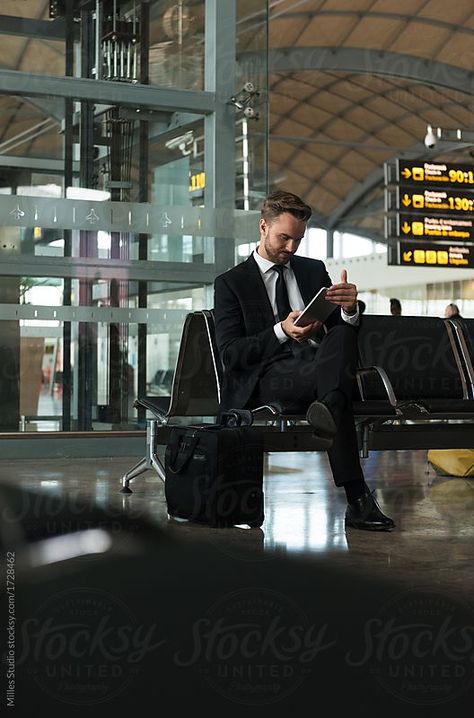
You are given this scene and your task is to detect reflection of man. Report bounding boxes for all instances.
[214,190,395,531]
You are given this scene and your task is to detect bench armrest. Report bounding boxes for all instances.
[134,397,169,422]
[356,367,431,418]
[356,365,397,407]
[251,403,282,417]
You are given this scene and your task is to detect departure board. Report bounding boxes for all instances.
[388,241,473,268]
[396,186,474,215]
[397,214,474,241]
[396,160,474,187]
[385,158,474,267]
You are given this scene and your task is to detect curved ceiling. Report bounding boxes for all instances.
[268,0,474,239]
[0,1,473,243]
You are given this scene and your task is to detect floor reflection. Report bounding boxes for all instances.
[0,449,473,600]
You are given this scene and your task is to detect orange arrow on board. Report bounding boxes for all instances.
[401,221,411,234]
[402,194,411,206]
[401,168,411,179]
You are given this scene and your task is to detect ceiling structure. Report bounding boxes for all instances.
[267,0,474,240]
[0,1,473,244]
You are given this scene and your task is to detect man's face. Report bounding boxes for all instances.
[258,212,307,264]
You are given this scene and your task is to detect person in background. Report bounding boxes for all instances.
[444,303,462,319]
[390,298,402,316]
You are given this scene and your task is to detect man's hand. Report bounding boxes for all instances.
[325,269,358,314]
[281,311,322,342]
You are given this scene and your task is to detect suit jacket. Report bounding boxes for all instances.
[214,253,346,410]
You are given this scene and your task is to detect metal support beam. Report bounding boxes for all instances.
[0,155,79,173]
[144,113,204,145]
[0,15,73,40]
[22,96,65,123]
[137,0,151,428]
[264,131,414,153]
[0,69,216,115]
[267,47,474,96]
[204,0,237,276]
[0,254,221,284]
[62,0,76,432]
[328,167,385,230]
[204,0,236,210]
[271,9,474,38]
[326,229,334,259]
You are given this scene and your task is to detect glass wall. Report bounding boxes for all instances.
[0,0,269,433]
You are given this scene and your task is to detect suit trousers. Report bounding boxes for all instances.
[252,324,364,487]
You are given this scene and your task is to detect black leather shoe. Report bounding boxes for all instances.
[306,391,345,437]
[345,484,395,531]
[306,400,337,437]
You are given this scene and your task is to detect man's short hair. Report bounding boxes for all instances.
[261,190,312,223]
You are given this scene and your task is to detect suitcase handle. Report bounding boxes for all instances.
[166,431,200,474]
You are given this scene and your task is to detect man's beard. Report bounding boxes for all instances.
[264,239,291,265]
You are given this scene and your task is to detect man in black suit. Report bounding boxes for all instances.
[214,190,394,531]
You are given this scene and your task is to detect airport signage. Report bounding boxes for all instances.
[396,214,474,241]
[396,186,474,215]
[388,241,474,268]
[189,171,205,194]
[396,160,474,188]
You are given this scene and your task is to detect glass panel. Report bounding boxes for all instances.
[0,4,67,75]
[0,283,196,432]
[0,95,64,165]
[0,197,258,255]
[0,1,270,435]
[19,328,63,432]
[20,278,61,432]
[17,38,65,76]
[149,0,205,90]
[0,200,258,438]
[0,2,207,86]
[148,118,205,211]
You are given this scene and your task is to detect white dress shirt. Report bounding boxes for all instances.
[252,249,359,343]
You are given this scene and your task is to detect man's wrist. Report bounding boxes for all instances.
[343,306,358,316]
[274,321,289,343]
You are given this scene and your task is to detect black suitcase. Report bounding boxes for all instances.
[164,424,264,528]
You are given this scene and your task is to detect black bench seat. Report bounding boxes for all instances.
[120,311,474,492]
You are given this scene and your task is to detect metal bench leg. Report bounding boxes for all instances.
[148,419,166,482]
[120,457,150,493]
[120,419,166,493]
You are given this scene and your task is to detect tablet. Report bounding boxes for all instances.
[293,287,338,327]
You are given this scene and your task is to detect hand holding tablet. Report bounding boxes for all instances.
[293,287,339,327]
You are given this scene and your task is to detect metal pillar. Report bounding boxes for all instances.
[204,0,237,271]
[62,0,75,431]
[137,0,150,427]
[326,228,334,259]
[77,6,98,430]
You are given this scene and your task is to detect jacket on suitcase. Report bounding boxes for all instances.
[164,424,264,528]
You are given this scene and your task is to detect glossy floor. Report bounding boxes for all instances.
[1,448,473,600]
